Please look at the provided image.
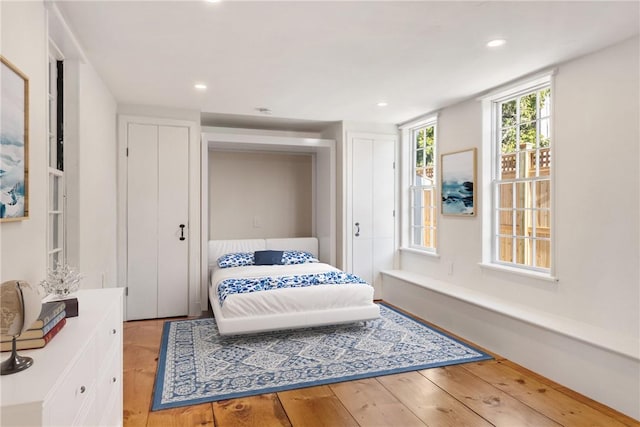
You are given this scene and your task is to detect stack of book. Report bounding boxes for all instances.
[1,301,67,351]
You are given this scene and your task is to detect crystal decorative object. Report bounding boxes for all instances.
[40,262,82,298]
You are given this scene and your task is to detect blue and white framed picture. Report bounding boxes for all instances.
[441,148,476,216]
[0,56,29,222]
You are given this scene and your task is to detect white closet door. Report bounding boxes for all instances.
[157,126,189,317]
[352,138,374,286]
[127,123,159,320]
[372,137,395,291]
[126,123,189,320]
[349,134,395,298]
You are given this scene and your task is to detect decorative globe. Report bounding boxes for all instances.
[1,281,42,375]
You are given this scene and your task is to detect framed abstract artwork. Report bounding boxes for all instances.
[441,148,476,216]
[0,56,29,221]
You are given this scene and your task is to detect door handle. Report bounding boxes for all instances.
[355,222,360,237]
[179,224,186,241]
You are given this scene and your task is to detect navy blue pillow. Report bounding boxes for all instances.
[254,250,284,265]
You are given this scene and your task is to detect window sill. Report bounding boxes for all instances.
[399,247,440,258]
[478,262,558,282]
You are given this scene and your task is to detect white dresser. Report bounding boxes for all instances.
[0,288,124,426]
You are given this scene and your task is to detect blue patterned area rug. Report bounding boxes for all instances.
[152,304,491,411]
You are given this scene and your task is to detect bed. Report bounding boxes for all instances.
[208,237,380,335]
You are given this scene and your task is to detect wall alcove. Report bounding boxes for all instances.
[200,126,337,306]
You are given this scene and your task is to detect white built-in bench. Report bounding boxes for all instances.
[381,269,639,361]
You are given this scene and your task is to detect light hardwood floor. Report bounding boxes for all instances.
[123,304,639,427]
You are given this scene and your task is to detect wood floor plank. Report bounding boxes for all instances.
[123,319,165,340]
[124,341,161,375]
[463,360,632,427]
[330,378,426,426]
[123,355,157,425]
[123,321,164,364]
[146,403,214,427]
[124,320,165,427]
[499,360,640,427]
[213,394,292,427]
[422,365,561,427]
[278,385,357,427]
[377,371,493,427]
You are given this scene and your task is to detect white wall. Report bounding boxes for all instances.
[117,104,200,124]
[401,37,640,339]
[208,150,313,239]
[65,58,118,290]
[76,61,117,288]
[0,2,119,293]
[0,2,48,286]
[392,36,640,418]
[554,37,639,335]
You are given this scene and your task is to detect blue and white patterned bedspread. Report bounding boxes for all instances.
[217,271,367,305]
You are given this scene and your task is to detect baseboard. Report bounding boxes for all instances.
[382,272,640,420]
[189,300,202,317]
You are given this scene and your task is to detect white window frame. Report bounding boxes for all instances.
[400,115,438,254]
[47,43,65,270]
[480,71,557,280]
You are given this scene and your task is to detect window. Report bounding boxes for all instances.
[47,52,64,269]
[489,76,552,273]
[409,120,437,251]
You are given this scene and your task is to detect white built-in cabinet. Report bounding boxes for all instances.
[346,132,397,298]
[120,117,191,320]
[0,289,124,426]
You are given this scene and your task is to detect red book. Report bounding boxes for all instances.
[1,318,67,352]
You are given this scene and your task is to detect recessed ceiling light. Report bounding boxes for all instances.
[377,101,388,107]
[194,83,207,90]
[487,39,506,48]
[205,0,220,3]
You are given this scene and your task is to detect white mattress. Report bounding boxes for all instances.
[210,263,375,318]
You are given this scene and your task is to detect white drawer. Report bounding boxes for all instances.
[99,382,123,427]
[97,302,122,357]
[73,389,97,427]
[97,343,122,408]
[46,337,97,426]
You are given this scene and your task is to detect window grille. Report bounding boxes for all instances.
[492,84,552,272]
[409,122,437,251]
[47,55,65,269]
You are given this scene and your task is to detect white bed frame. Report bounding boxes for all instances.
[208,237,380,335]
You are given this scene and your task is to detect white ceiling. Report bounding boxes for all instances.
[56,1,639,126]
